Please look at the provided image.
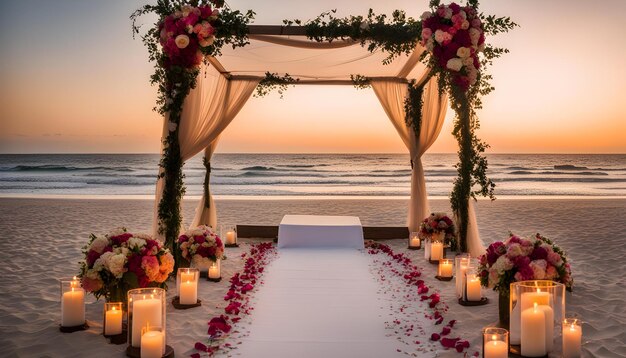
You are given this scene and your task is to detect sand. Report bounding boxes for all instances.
[0,197,624,357]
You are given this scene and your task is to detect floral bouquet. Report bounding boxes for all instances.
[177,225,225,269]
[418,212,457,248]
[420,2,485,91]
[477,233,573,294]
[78,228,174,302]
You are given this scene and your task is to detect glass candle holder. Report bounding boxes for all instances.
[223,225,238,246]
[455,255,474,298]
[208,259,221,281]
[562,318,582,358]
[429,240,444,262]
[128,288,166,350]
[140,324,164,358]
[483,327,508,358]
[408,232,421,249]
[438,259,453,278]
[60,277,85,328]
[509,280,565,356]
[177,268,199,305]
[423,237,431,259]
[464,268,482,302]
[103,302,124,336]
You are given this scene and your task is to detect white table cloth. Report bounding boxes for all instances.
[277,215,364,249]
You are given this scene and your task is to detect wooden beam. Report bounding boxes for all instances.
[248,25,308,36]
[236,225,409,240]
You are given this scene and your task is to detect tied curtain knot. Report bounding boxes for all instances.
[203,156,211,209]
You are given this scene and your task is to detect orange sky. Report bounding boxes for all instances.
[0,0,624,154]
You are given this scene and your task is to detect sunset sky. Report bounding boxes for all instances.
[0,0,624,154]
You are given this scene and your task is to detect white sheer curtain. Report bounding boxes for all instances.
[152,65,259,238]
[371,76,447,231]
[466,199,484,256]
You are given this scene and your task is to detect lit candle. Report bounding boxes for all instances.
[537,304,554,352]
[521,303,546,357]
[438,259,453,278]
[225,230,236,245]
[208,261,220,279]
[430,242,443,261]
[562,319,582,358]
[410,236,420,248]
[179,280,197,305]
[180,271,194,282]
[131,296,162,347]
[484,335,508,358]
[465,274,482,301]
[61,287,85,327]
[520,289,551,311]
[141,326,164,358]
[104,306,123,335]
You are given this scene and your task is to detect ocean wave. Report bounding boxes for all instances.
[241,166,277,171]
[554,165,589,170]
[1,165,133,172]
[495,177,625,183]
[276,164,330,168]
[509,171,609,176]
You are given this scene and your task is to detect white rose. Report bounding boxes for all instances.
[469,28,481,46]
[128,237,146,250]
[90,236,109,254]
[421,11,432,20]
[108,227,127,237]
[434,30,446,44]
[98,252,114,269]
[106,254,127,278]
[175,34,190,49]
[456,47,470,58]
[446,58,463,72]
[494,255,514,274]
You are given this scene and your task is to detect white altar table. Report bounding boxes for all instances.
[277,215,364,249]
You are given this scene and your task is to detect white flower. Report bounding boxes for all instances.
[493,255,514,274]
[175,34,190,49]
[106,254,127,278]
[421,11,432,20]
[456,47,470,58]
[128,236,146,250]
[199,36,215,48]
[90,236,109,254]
[469,28,481,46]
[98,252,114,271]
[462,56,474,67]
[434,30,446,44]
[108,227,127,237]
[446,58,463,72]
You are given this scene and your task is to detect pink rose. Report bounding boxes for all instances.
[421,28,432,41]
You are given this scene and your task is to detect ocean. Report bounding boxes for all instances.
[0,153,624,198]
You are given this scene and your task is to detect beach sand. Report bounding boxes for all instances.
[0,197,624,357]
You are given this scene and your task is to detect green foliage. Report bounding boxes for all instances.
[350,74,371,90]
[254,72,299,98]
[404,80,426,141]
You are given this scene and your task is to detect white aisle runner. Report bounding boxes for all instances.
[232,248,404,358]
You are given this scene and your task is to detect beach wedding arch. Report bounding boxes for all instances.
[131,0,516,266]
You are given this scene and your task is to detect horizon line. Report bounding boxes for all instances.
[0,152,625,155]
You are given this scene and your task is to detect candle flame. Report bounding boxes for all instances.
[492,334,497,341]
[536,288,541,293]
[112,307,117,312]
[186,280,190,284]
[533,302,538,311]
[73,276,77,281]
[570,324,575,331]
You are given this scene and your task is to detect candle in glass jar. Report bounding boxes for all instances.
[410,237,420,248]
[465,274,481,301]
[61,287,85,327]
[208,261,220,279]
[179,280,197,305]
[520,289,551,311]
[141,328,164,358]
[438,259,453,277]
[131,297,162,347]
[484,336,508,358]
[430,242,443,261]
[562,319,582,358]
[104,306,123,335]
[225,230,236,245]
[180,271,194,282]
[521,303,546,357]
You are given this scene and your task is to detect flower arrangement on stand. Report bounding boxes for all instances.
[477,232,573,324]
[418,212,457,249]
[178,225,225,270]
[78,228,175,304]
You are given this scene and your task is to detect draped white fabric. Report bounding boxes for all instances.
[466,199,485,256]
[152,65,259,237]
[371,76,448,231]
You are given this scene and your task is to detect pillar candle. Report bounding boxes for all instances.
[140,329,164,358]
[104,306,123,335]
[179,280,197,305]
[465,274,482,301]
[562,322,582,358]
[430,242,443,261]
[131,297,162,347]
[438,260,453,277]
[61,287,85,327]
[208,261,220,279]
[537,304,554,352]
[225,231,236,245]
[484,338,508,358]
[424,240,431,259]
[521,303,546,357]
[520,289,551,312]
[180,272,194,282]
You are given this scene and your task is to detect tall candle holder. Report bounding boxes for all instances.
[59,277,88,332]
[459,266,489,306]
[103,302,125,342]
[223,225,238,248]
[455,254,473,298]
[435,259,454,281]
[172,268,201,309]
[483,327,509,358]
[126,288,174,358]
[509,280,565,357]
[423,237,431,260]
[408,231,421,250]
[562,318,582,358]
[207,259,222,282]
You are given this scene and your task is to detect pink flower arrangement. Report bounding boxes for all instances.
[178,225,225,268]
[418,212,457,248]
[477,233,573,293]
[159,4,221,69]
[420,2,485,91]
[78,228,174,301]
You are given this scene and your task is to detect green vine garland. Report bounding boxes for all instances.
[254,72,299,98]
